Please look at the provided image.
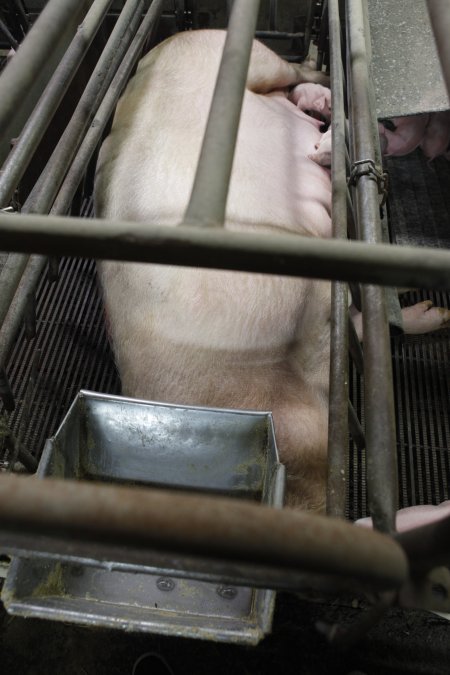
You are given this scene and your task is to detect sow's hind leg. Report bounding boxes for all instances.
[245,37,329,94]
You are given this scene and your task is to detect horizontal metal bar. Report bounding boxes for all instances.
[0,0,114,208]
[184,0,261,226]
[255,30,305,39]
[1,212,450,289]
[0,473,408,590]
[427,0,450,101]
[0,0,90,164]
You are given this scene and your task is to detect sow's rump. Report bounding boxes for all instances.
[94,30,448,513]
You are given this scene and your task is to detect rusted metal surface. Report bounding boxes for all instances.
[0,471,409,590]
[326,0,349,519]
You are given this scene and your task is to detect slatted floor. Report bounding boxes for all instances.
[1,155,449,521]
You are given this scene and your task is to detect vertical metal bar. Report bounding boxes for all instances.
[269,0,277,31]
[346,0,398,534]
[426,0,450,100]
[361,0,403,336]
[0,0,115,208]
[0,0,92,165]
[24,0,145,216]
[0,18,19,50]
[51,0,165,215]
[326,0,349,518]
[184,0,261,227]
[0,1,165,396]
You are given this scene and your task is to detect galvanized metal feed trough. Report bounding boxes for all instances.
[3,390,285,644]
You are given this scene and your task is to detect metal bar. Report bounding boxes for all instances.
[255,30,305,39]
[326,0,348,519]
[426,0,450,101]
[24,0,145,216]
[0,256,46,370]
[0,18,19,50]
[0,211,450,289]
[0,367,14,411]
[0,472,408,590]
[347,0,398,535]
[0,0,165,372]
[348,315,364,374]
[184,0,260,226]
[0,255,28,330]
[0,0,114,208]
[269,0,277,30]
[11,0,30,32]
[348,400,365,450]
[361,0,403,336]
[51,0,165,215]
[0,0,91,165]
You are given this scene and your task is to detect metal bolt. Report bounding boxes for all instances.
[216,585,237,600]
[156,577,175,592]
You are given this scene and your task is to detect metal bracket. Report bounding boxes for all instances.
[348,158,389,207]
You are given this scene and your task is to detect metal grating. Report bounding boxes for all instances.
[348,151,450,520]
[0,200,120,466]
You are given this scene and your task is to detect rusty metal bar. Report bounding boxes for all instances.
[0,0,114,208]
[326,0,349,519]
[184,0,260,226]
[427,0,450,101]
[0,211,450,288]
[0,0,91,165]
[0,472,409,590]
[347,0,398,535]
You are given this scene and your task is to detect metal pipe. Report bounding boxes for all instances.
[184,0,260,226]
[347,0,398,535]
[0,211,450,289]
[326,0,349,519]
[0,0,143,401]
[24,0,145,215]
[0,472,409,590]
[255,30,305,39]
[0,256,46,372]
[348,401,365,451]
[426,0,450,101]
[0,0,90,165]
[348,315,364,374]
[0,18,19,50]
[0,0,164,388]
[0,0,114,208]
[51,0,165,215]
[269,0,277,31]
[11,0,30,32]
[0,255,28,330]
